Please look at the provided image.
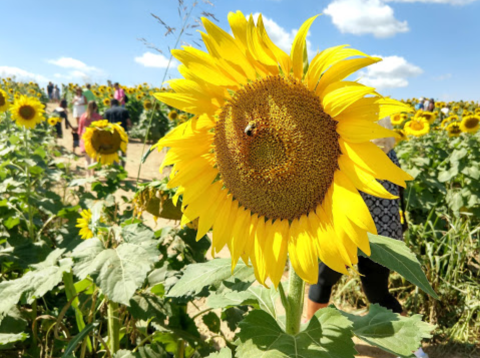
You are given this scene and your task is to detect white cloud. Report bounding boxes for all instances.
[134,52,178,68]
[324,0,409,38]
[0,66,48,84]
[47,57,100,73]
[386,0,476,4]
[252,13,314,57]
[358,55,423,89]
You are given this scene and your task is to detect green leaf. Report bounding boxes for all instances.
[438,166,458,182]
[202,311,221,333]
[114,344,167,358]
[0,332,28,346]
[72,237,159,305]
[208,285,279,319]
[342,304,434,358]
[0,249,71,322]
[236,309,356,358]
[61,322,99,358]
[206,348,232,358]
[168,258,254,297]
[128,291,170,323]
[361,234,439,299]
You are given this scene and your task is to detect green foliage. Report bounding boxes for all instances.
[130,106,172,143]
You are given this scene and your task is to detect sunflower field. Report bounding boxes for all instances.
[0,10,479,358]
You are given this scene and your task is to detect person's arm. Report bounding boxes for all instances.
[78,117,84,135]
[64,113,72,130]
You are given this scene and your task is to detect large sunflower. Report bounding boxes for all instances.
[154,12,412,286]
[404,118,430,137]
[10,95,45,128]
[0,88,10,112]
[83,120,128,165]
[460,115,480,133]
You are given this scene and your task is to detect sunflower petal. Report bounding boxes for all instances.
[323,84,376,117]
[291,15,318,79]
[337,119,399,143]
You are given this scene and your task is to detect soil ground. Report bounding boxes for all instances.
[47,103,461,358]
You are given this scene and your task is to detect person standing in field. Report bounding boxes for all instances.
[415,97,424,111]
[104,98,131,167]
[306,117,429,358]
[113,82,126,107]
[47,82,54,101]
[72,87,87,126]
[53,85,60,102]
[426,98,435,112]
[53,99,73,140]
[83,84,95,103]
[78,101,102,176]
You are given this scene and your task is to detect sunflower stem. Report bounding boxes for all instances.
[23,127,35,241]
[285,261,305,335]
[107,300,120,354]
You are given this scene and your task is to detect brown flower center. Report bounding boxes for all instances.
[214,75,341,221]
[91,128,122,155]
[19,105,36,120]
[464,116,479,129]
[0,93,6,106]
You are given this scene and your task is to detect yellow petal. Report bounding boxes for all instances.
[228,11,248,49]
[337,119,399,143]
[257,14,292,75]
[288,215,319,284]
[339,139,413,187]
[212,195,235,254]
[330,171,377,236]
[291,15,318,79]
[153,92,218,116]
[181,180,222,226]
[263,219,289,288]
[195,184,225,241]
[322,83,376,117]
[229,207,252,270]
[252,216,268,285]
[316,57,381,98]
[338,155,397,200]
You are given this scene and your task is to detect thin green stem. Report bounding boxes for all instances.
[176,339,185,358]
[107,300,120,354]
[23,127,35,241]
[285,261,305,335]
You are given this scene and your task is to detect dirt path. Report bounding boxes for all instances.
[47,103,431,358]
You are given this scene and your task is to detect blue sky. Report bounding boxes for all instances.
[1,0,479,101]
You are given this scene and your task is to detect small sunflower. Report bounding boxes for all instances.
[153,12,413,286]
[441,115,458,128]
[446,122,462,137]
[10,95,45,129]
[415,110,436,125]
[103,98,111,106]
[76,209,94,240]
[391,113,408,126]
[83,120,128,165]
[0,89,10,112]
[462,110,473,117]
[452,105,460,113]
[167,110,178,121]
[460,115,480,133]
[394,129,407,143]
[143,100,153,110]
[474,108,480,115]
[48,117,59,126]
[404,118,430,137]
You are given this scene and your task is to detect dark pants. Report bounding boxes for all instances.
[308,256,403,314]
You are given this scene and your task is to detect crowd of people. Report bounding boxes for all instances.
[415,96,451,117]
[49,82,131,175]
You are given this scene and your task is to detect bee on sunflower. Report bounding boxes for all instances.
[0,89,10,112]
[83,120,128,165]
[446,121,462,137]
[153,12,413,286]
[10,95,45,129]
[460,115,480,133]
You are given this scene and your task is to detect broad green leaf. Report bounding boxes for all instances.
[203,311,221,333]
[361,234,438,299]
[114,343,167,358]
[0,249,71,322]
[236,309,355,358]
[72,236,159,305]
[167,258,254,297]
[208,285,279,319]
[0,236,51,268]
[438,166,458,183]
[206,348,232,358]
[128,291,170,322]
[0,332,28,346]
[342,304,434,358]
[61,322,99,358]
